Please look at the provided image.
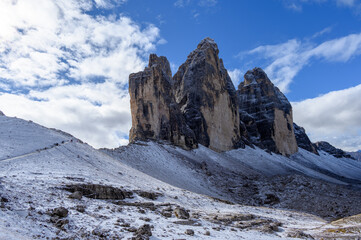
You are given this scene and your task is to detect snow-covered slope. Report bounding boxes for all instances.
[1,114,361,239]
[104,141,361,220]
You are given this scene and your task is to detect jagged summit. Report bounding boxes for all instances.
[129,39,303,156]
[129,54,197,149]
[196,37,219,52]
[237,68,298,156]
[173,38,241,152]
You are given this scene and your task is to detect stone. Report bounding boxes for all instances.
[68,191,82,200]
[293,123,318,154]
[64,184,132,200]
[315,141,354,159]
[76,205,86,213]
[174,207,190,219]
[135,224,152,237]
[237,68,298,156]
[129,54,197,150]
[51,207,68,218]
[185,229,194,236]
[0,111,4,116]
[173,37,244,152]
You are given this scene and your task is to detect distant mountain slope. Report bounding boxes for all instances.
[103,140,361,220]
[349,151,361,161]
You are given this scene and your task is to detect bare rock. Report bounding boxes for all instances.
[68,191,82,200]
[237,68,298,156]
[129,54,197,150]
[185,229,194,236]
[135,224,152,237]
[173,37,244,152]
[293,123,319,155]
[64,184,132,200]
[174,207,190,219]
[315,141,354,159]
[50,207,68,218]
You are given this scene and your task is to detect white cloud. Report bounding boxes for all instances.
[312,26,333,38]
[228,69,243,88]
[174,0,217,8]
[283,0,359,12]
[0,0,161,148]
[246,32,361,92]
[292,84,361,151]
[336,0,356,6]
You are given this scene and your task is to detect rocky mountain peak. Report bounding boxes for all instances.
[0,110,4,116]
[129,54,197,149]
[128,39,303,156]
[243,67,268,85]
[196,37,219,53]
[237,68,298,156]
[148,54,172,80]
[173,38,242,152]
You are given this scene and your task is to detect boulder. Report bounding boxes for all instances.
[293,123,318,155]
[174,207,190,219]
[129,54,197,150]
[237,68,298,156]
[173,38,244,152]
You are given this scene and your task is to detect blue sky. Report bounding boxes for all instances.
[0,0,360,151]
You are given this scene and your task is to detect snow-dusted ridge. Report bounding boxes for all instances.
[1,114,361,239]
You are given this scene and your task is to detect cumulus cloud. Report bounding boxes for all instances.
[246,32,361,92]
[292,84,361,151]
[0,0,161,148]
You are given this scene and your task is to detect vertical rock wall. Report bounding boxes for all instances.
[237,68,298,156]
[129,54,196,149]
[128,38,302,156]
[173,38,242,152]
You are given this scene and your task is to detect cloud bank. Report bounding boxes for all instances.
[292,84,361,151]
[0,0,161,148]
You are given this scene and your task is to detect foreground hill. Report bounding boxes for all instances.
[1,115,361,239]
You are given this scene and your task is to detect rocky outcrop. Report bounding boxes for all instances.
[173,38,243,152]
[128,38,300,156]
[237,68,298,156]
[315,141,354,159]
[0,111,4,116]
[129,54,197,149]
[293,123,318,155]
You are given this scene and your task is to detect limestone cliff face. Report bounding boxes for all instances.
[173,38,242,152]
[128,38,302,156]
[293,123,318,155]
[237,68,298,156]
[129,54,196,149]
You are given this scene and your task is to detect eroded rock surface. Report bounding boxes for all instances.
[293,123,318,154]
[237,68,298,156]
[173,38,243,152]
[129,54,197,149]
